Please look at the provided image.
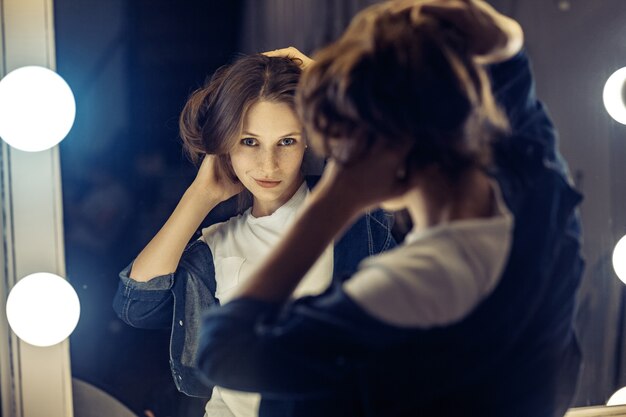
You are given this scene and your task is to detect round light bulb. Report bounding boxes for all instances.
[603,67,626,125]
[0,66,76,152]
[6,272,80,347]
[608,386,626,406]
[614,234,626,285]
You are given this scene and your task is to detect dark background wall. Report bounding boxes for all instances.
[52,0,626,414]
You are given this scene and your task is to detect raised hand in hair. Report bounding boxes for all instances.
[262,46,314,70]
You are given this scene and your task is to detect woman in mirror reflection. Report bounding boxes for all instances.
[113,53,396,416]
[195,1,584,416]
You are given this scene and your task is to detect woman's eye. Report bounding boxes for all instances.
[241,138,257,146]
[279,138,296,146]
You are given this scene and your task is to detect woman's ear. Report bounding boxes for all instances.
[397,145,430,189]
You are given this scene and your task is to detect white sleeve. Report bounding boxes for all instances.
[345,182,512,329]
[343,246,482,328]
[199,222,225,247]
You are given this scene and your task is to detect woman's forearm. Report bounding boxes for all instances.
[129,184,221,282]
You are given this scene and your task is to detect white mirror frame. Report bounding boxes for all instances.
[0,1,623,416]
[566,404,626,416]
[0,0,73,416]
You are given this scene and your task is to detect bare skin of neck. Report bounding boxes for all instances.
[405,167,495,230]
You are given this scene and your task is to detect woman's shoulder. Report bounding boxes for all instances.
[200,212,249,247]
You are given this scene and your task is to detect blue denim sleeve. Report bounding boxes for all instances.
[488,50,562,167]
[112,239,215,329]
[112,261,175,329]
[489,50,580,236]
[196,288,408,399]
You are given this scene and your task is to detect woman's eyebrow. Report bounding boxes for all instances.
[241,131,301,137]
[278,131,301,137]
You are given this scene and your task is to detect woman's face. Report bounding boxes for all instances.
[230,100,306,217]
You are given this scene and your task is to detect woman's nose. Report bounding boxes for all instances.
[259,148,279,173]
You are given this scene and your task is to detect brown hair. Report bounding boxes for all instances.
[179,54,302,182]
[297,6,509,181]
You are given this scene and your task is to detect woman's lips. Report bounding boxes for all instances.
[254,179,281,188]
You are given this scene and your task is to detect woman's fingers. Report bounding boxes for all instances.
[321,142,413,211]
[262,46,314,69]
[419,0,511,58]
[195,154,243,201]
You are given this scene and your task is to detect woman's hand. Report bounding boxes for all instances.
[191,154,244,205]
[130,154,242,282]
[354,0,523,65]
[418,0,524,64]
[314,142,413,218]
[131,155,243,281]
[263,46,314,70]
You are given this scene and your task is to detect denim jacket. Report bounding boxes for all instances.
[112,178,396,399]
[195,51,584,417]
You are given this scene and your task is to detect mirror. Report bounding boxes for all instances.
[50,0,626,415]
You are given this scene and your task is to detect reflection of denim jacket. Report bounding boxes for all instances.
[112,176,396,398]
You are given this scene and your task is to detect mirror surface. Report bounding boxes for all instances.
[51,0,626,414]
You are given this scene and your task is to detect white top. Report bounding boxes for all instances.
[201,182,334,417]
[344,180,513,328]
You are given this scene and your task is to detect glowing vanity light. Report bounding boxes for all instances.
[614,235,626,285]
[603,67,626,125]
[6,272,80,347]
[607,386,626,406]
[0,66,76,152]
